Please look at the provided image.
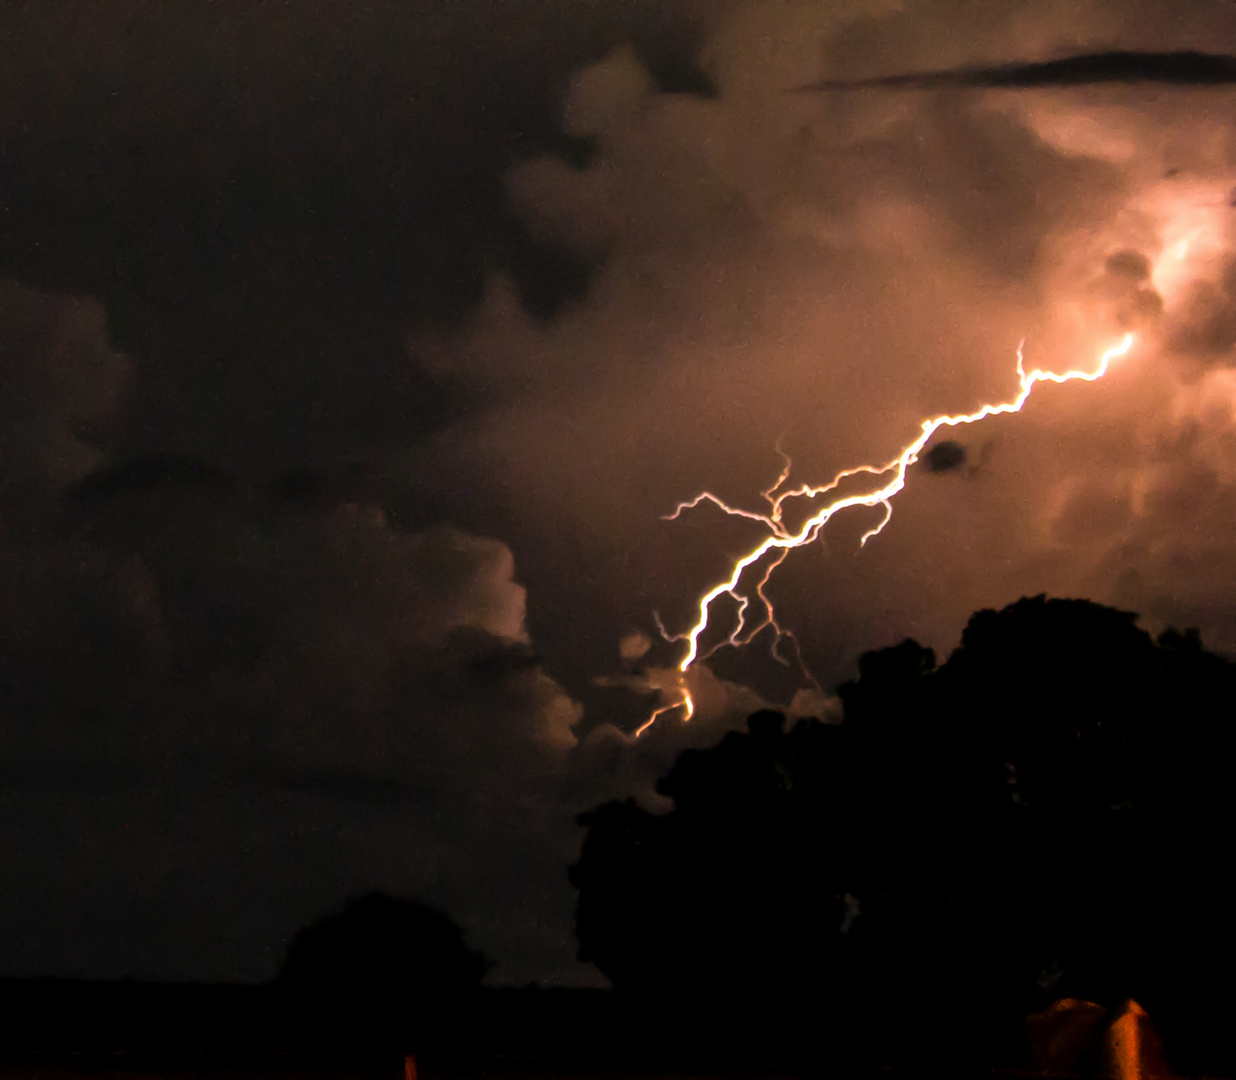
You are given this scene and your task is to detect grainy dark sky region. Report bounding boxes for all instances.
[2,0,1236,987]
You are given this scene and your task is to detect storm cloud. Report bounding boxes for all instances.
[4,0,1236,987]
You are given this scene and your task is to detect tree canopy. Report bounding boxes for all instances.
[571,596,1236,1066]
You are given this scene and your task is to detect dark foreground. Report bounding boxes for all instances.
[0,982,1228,1079]
[0,1063,1058,1080]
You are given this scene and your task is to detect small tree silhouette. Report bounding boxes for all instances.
[278,892,488,1011]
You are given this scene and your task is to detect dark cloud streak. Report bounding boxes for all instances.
[796,50,1236,91]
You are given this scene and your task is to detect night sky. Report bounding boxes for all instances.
[3,1,1236,987]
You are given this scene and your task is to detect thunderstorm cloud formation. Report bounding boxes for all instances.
[4,0,1236,986]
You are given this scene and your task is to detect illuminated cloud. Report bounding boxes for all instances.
[618,631,654,661]
[427,2,1236,738]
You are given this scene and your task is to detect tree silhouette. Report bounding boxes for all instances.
[277,892,487,1032]
[571,596,1236,1067]
[572,711,858,1005]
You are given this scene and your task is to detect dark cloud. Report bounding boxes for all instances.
[66,453,236,502]
[0,281,590,981]
[1090,248,1166,330]
[0,502,589,980]
[795,50,1236,92]
[0,0,726,469]
[924,440,967,473]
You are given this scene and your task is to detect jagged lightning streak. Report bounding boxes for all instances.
[633,687,695,739]
[640,333,1136,735]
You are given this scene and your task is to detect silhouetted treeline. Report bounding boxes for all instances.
[571,596,1236,1072]
[4,596,1234,1072]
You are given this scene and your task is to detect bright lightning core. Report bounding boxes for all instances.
[641,333,1136,735]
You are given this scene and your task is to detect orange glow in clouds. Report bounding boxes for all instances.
[640,332,1136,736]
[1144,180,1234,302]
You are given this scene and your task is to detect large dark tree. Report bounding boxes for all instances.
[571,596,1236,1069]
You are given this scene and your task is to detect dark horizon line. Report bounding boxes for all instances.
[792,49,1236,91]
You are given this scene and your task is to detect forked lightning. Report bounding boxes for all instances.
[639,333,1136,736]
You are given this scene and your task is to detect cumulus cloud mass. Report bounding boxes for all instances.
[428,1,1236,721]
[3,0,1236,986]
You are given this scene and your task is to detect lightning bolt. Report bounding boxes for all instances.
[639,332,1136,735]
[633,688,695,739]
